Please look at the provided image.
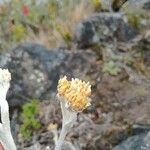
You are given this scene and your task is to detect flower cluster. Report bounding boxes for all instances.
[0,69,11,100]
[22,5,29,16]
[0,69,17,150]
[57,76,91,112]
[0,69,11,85]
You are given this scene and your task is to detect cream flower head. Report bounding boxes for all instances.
[57,76,91,112]
[0,69,11,100]
[0,69,11,84]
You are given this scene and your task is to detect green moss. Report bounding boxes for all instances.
[56,24,72,47]
[126,13,140,29]
[102,61,121,76]
[62,31,72,43]
[124,55,134,66]
[20,99,41,140]
[92,0,102,12]
[11,24,26,42]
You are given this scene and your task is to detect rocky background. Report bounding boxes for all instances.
[0,0,150,150]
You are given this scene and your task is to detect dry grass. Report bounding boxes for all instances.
[25,0,94,49]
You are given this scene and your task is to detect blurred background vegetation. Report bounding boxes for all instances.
[0,0,100,50]
[1,0,148,51]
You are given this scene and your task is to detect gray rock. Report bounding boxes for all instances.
[127,0,150,8]
[0,43,97,107]
[74,13,138,48]
[113,131,150,150]
[143,2,150,10]
[98,0,150,11]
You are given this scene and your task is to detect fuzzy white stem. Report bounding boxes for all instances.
[54,100,77,150]
[0,100,17,150]
[54,124,70,150]
[52,130,58,145]
[0,69,17,150]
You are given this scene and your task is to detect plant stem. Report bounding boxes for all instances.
[0,100,17,150]
[54,124,69,150]
[54,99,77,150]
[0,132,17,150]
